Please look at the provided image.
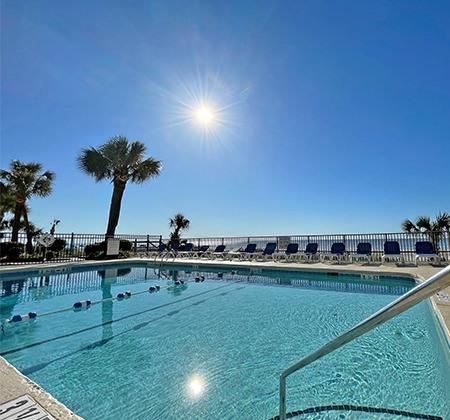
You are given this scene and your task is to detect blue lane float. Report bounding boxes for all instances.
[149,285,160,292]
[8,312,37,323]
[218,272,224,278]
[117,291,132,300]
[73,300,91,310]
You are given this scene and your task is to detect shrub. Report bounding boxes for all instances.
[84,239,133,260]
[48,238,67,252]
[84,242,106,260]
[8,246,23,261]
[0,242,18,257]
[0,242,25,260]
[119,240,132,252]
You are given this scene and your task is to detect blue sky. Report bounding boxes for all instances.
[1,0,449,236]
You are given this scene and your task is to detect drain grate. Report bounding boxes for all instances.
[269,404,443,420]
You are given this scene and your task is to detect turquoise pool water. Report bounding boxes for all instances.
[0,264,449,419]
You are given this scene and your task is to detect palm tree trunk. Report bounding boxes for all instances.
[11,202,23,242]
[22,207,34,254]
[106,180,126,237]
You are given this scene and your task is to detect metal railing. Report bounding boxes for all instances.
[182,231,450,263]
[0,232,162,265]
[278,264,450,420]
[1,230,449,265]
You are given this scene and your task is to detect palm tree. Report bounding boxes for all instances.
[168,213,190,249]
[0,161,54,245]
[18,220,43,253]
[402,212,450,252]
[77,135,162,236]
[0,182,15,231]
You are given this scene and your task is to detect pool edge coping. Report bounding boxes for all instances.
[0,355,82,419]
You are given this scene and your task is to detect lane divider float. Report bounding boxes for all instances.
[117,291,132,299]
[73,300,91,310]
[3,274,215,326]
[6,312,38,323]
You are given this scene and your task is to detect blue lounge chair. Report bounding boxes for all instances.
[147,242,167,257]
[229,243,257,260]
[204,244,226,259]
[253,242,277,261]
[274,243,299,261]
[415,241,440,264]
[298,243,319,262]
[382,241,405,264]
[178,242,194,258]
[194,245,209,258]
[214,245,227,258]
[350,242,372,263]
[321,242,348,263]
[239,243,257,260]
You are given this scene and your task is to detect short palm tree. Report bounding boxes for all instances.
[0,182,15,231]
[78,135,162,236]
[168,213,190,249]
[0,161,54,246]
[402,212,450,252]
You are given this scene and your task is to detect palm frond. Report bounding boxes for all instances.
[401,219,417,232]
[130,158,162,183]
[169,213,190,230]
[416,216,432,231]
[127,141,147,166]
[0,182,15,221]
[77,148,111,181]
[434,212,450,231]
[99,136,130,169]
[32,172,54,197]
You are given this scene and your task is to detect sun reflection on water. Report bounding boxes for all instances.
[186,374,205,399]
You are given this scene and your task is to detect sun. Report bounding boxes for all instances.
[193,106,215,125]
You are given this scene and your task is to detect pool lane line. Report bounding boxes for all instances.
[18,284,245,375]
[0,280,244,357]
[3,277,208,324]
[269,404,443,419]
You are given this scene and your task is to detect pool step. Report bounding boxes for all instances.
[269,404,443,419]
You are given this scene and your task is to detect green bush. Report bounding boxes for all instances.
[48,238,67,252]
[119,240,132,252]
[0,242,25,260]
[84,239,133,260]
[8,246,23,261]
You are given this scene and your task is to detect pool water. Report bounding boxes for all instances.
[0,264,449,419]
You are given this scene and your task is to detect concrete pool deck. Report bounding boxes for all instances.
[1,257,449,419]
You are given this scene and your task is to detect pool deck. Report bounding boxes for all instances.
[0,257,449,419]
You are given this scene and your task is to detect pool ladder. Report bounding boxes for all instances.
[278,264,450,420]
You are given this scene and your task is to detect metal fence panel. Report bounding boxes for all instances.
[1,231,448,265]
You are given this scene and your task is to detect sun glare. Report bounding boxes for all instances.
[186,374,205,398]
[194,106,215,125]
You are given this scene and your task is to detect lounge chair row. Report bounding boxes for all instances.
[146,240,443,264]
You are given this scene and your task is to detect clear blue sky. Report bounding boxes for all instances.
[1,0,449,236]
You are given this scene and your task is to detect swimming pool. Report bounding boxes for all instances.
[1,263,449,419]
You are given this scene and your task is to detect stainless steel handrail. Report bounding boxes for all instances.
[279,265,450,420]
